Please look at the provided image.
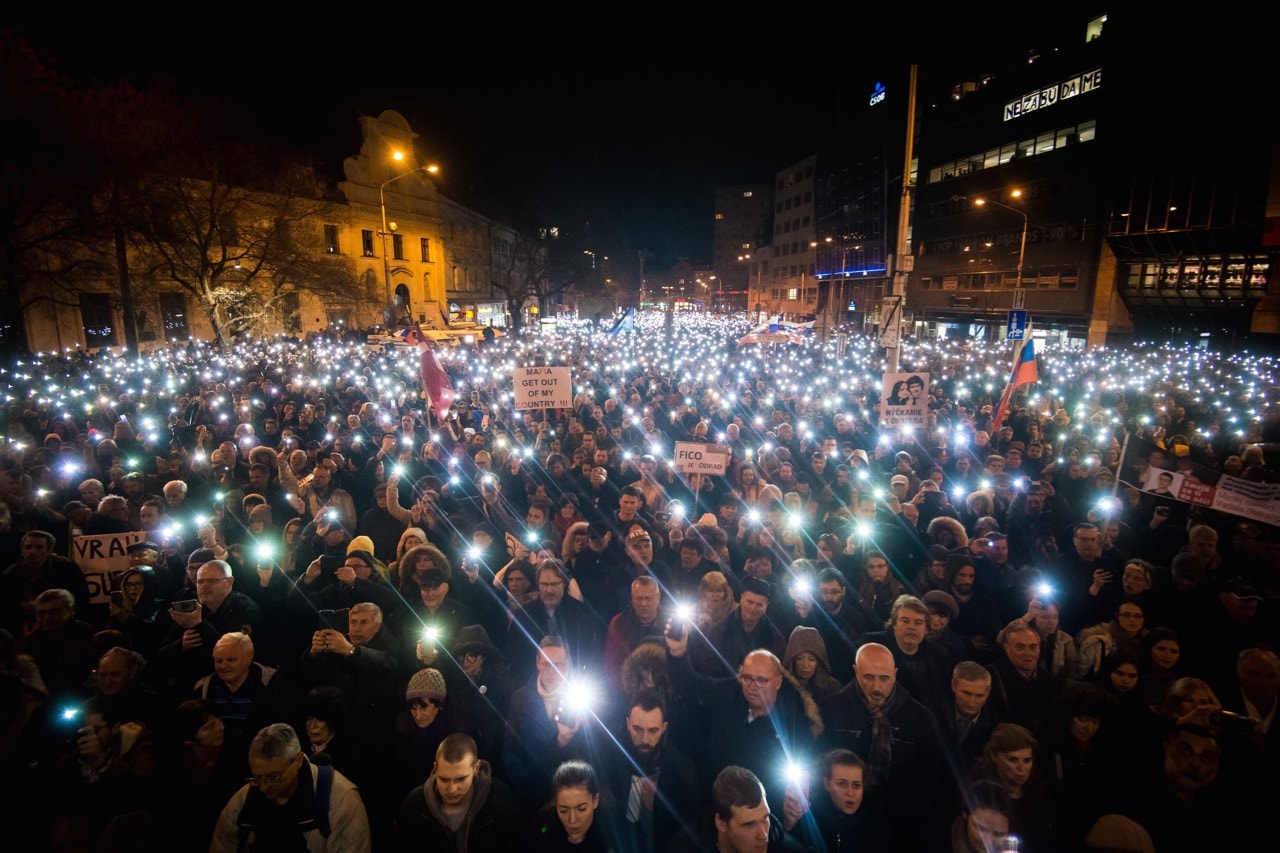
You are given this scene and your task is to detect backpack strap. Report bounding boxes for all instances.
[314,761,334,837]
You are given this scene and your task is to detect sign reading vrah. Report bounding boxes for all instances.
[512,366,572,410]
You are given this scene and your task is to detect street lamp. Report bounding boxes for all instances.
[972,190,1028,290]
[739,253,764,322]
[380,159,440,319]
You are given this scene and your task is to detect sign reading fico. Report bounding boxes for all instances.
[512,366,572,410]
[673,442,731,475]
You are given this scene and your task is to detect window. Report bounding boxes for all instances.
[81,293,116,348]
[324,224,339,254]
[280,293,301,333]
[361,229,375,257]
[392,234,404,261]
[787,288,799,300]
[420,238,431,262]
[158,293,189,340]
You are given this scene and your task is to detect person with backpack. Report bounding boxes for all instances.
[209,722,371,852]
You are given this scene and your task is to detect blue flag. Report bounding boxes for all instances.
[606,307,635,335]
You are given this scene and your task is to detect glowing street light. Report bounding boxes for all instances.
[973,190,1028,290]
[380,153,440,315]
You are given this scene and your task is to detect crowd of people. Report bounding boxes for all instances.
[1,311,1278,852]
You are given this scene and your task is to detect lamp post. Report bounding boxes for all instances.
[380,162,439,318]
[740,253,764,322]
[973,192,1028,290]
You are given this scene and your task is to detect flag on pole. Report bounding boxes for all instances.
[606,307,635,335]
[419,344,455,421]
[992,333,1038,431]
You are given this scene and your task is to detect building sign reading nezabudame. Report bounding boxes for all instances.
[1004,67,1102,121]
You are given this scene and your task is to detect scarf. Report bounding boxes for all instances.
[536,675,565,722]
[854,679,906,787]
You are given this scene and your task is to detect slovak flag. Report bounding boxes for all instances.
[992,335,1038,431]
[419,344,455,421]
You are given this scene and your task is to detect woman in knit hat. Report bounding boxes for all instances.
[388,526,428,581]
[393,667,470,799]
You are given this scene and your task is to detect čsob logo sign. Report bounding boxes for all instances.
[869,82,887,106]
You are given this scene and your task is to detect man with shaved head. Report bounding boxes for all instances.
[817,642,946,850]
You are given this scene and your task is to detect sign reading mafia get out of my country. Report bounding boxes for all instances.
[880,371,931,429]
[673,442,731,475]
[511,366,573,410]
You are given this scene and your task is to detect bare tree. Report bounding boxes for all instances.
[123,121,357,350]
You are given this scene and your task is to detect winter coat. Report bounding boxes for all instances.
[209,758,371,853]
[394,759,523,853]
[782,626,843,698]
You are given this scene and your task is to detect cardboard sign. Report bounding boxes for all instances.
[73,531,146,604]
[880,371,931,428]
[674,442,731,475]
[512,366,572,410]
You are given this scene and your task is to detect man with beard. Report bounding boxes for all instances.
[1121,724,1250,850]
[604,688,700,853]
[947,558,1003,662]
[800,567,876,682]
[817,643,945,852]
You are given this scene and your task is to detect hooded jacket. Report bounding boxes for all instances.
[394,757,524,853]
[782,626,844,698]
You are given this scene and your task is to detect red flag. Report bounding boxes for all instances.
[419,345,455,421]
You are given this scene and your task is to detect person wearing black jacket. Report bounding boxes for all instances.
[817,642,946,853]
[601,688,700,853]
[784,749,891,853]
[663,617,819,817]
[666,765,807,853]
[395,732,524,852]
[285,549,399,636]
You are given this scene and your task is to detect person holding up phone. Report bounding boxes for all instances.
[288,550,398,634]
[154,560,265,699]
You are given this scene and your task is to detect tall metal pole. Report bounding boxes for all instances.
[380,166,435,321]
[1015,213,1028,290]
[886,64,918,373]
[379,186,392,310]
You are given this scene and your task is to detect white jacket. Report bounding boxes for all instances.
[209,760,371,853]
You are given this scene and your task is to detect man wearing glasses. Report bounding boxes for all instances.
[663,612,816,817]
[1051,522,1117,634]
[210,722,371,852]
[156,560,264,693]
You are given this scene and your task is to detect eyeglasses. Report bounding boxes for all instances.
[247,754,299,787]
[739,674,774,687]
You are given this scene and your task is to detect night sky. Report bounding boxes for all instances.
[10,11,1120,270]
